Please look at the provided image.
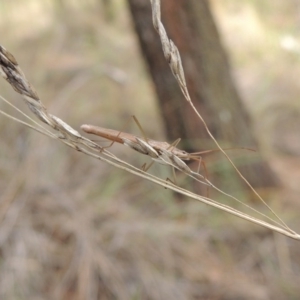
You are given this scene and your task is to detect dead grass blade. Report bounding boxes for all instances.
[149,0,299,239]
[0,38,299,240]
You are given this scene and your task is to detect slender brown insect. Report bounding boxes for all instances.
[80,124,203,167]
[80,125,190,158]
[80,120,212,186]
[80,116,213,164]
[81,119,254,178]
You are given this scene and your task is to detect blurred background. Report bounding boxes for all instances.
[0,0,300,299]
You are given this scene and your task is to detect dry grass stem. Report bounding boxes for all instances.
[80,123,291,230]
[0,15,299,241]
[149,0,300,238]
[149,0,277,213]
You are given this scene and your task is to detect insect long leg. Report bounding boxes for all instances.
[190,156,210,197]
[100,132,121,151]
[132,115,149,142]
[168,137,181,150]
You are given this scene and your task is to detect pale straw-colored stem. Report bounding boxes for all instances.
[0,26,299,241]
[149,0,299,238]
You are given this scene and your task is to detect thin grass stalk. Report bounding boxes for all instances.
[0,34,299,240]
[149,0,299,237]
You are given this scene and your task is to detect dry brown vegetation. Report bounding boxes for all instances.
[0,0,300,299]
